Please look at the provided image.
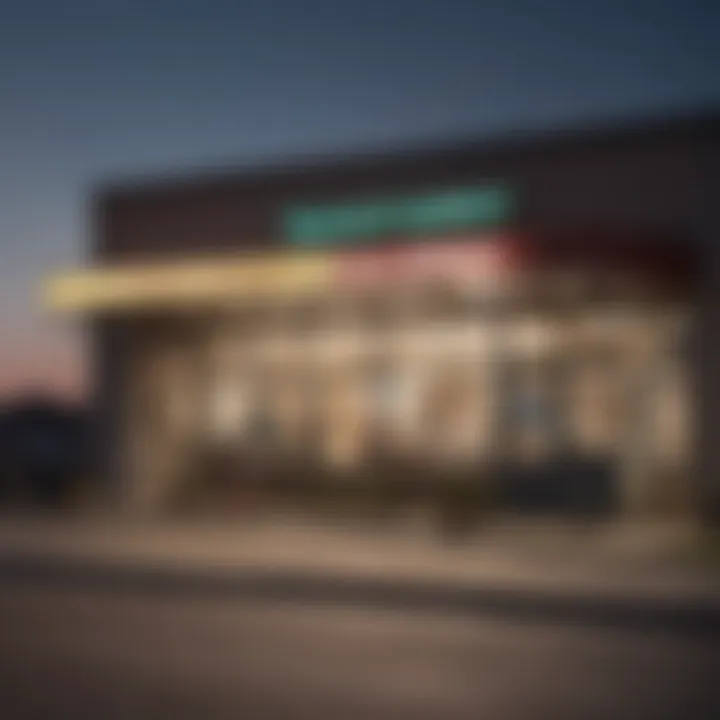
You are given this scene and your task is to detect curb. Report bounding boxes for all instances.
[1,551,718,637]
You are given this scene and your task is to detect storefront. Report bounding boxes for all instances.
[44,112,715,520]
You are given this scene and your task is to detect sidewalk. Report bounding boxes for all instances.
[0,511,718,627]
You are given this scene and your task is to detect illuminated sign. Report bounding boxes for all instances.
[284,185,514,246]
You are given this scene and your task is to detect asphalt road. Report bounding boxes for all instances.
[0,577,718,720]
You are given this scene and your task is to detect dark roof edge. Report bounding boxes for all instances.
[98,104,720,200]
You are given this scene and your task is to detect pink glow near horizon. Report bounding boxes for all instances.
[0,346,87,402]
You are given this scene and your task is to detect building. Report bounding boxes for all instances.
[45,111,719,522]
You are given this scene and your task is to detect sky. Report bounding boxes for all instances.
[0,0,717,398]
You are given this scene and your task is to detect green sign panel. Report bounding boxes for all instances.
[284,185,514,246]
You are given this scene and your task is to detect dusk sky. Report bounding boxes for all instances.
[0,0,717,398]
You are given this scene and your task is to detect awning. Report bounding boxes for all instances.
[43,236,514,314]
[44,254,333,313]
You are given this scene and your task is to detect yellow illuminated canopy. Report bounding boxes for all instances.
[44,254,333,313]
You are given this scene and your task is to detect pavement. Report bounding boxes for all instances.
[0,511,718,633]
[2,578,719,719]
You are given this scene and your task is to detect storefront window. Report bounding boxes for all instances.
[206,372,254,445]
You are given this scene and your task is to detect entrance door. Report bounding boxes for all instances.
[495,352,618,517]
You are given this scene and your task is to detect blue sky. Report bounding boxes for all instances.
[0,0,717,394]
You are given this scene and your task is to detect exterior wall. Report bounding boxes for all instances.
[95,116,715,263]
[693,138,720,523]
[91,113,716,519]
[92,319,132,509]
[696,248,720,523]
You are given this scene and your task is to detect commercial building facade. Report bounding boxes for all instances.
[46,112,719,521]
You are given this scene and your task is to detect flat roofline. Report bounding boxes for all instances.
[97,104,720,202]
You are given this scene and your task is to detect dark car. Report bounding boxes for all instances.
[0,397,91,508]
